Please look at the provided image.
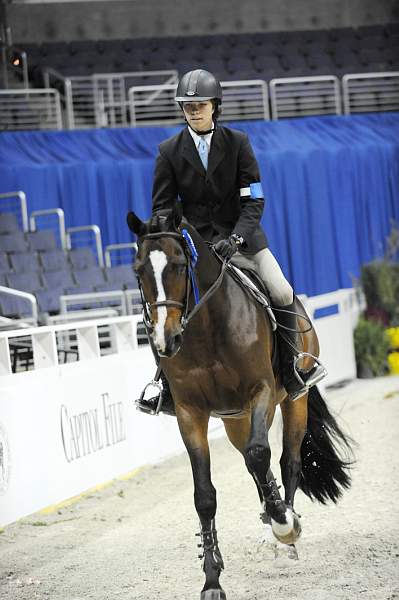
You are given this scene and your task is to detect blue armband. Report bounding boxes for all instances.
[250,182,263,199]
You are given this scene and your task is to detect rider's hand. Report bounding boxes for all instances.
[213,235,243,261]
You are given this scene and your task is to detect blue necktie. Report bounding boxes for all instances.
[198,137,208,170]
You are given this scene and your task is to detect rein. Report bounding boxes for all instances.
[136,230,228,333]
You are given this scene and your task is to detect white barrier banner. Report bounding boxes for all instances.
[0,345,221,526]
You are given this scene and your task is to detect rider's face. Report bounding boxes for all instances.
[182,101,214,132]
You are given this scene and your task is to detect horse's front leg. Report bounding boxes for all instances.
[244,386,301,546]
[176,405,226,600]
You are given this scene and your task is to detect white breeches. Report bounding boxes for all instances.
[243,248,294,306]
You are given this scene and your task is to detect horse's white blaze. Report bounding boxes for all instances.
[271,508,294,536]
[149,250,168,353]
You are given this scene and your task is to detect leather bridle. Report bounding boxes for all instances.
[135,230,228,334]
[135,231,192,333]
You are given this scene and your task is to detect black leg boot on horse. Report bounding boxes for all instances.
[276,297,327,402]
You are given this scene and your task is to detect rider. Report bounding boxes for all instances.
[137,68,326,415]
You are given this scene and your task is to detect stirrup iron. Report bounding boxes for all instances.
[136,380,163,415]
[290,352,327,401]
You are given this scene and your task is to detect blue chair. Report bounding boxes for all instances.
[103,264,139,290]
[40,248,70,272]
[35,287,65,314]
[0,293,34,318]
[42,268,76,291]
[0,232,28,253]
[9,252,41,273]
[68,247,97,269]
[0,253,10,273]
[0,212,19,234]
[73,267,106,290]
[7,271,43,293]
[27,230,57,252]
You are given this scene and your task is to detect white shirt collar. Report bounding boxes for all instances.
[187,123,214,149]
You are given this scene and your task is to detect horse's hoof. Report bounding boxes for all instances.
[272,510,302,545]
[200,589,227,600]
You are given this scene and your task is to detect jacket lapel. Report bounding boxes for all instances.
[182,128,206,176]
[207,127,224,177]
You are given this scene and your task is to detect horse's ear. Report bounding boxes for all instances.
[127,211,146,236]
[165,203,183,231]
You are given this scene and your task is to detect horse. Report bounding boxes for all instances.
[127,205,353,600]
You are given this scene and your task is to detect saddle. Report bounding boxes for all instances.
[228,254,276,328]
[228,254,280,373]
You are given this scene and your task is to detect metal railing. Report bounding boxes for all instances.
[0,88,62,131]
[269,75,341,120]
[104,243,138,268]
[0,191,29,232]
[43,68,178,129]
[129,79,270,126]
[93,70,178,128]
[342,71,399,115]
[0,286,38,326]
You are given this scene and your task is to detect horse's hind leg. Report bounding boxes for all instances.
[280,393,308,509]
[244,389,301,546]
[176,406,226,600]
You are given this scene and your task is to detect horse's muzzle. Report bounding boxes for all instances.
[157,332,182,359]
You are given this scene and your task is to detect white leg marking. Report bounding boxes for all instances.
[271,508,294,536]
[149,250,168,353]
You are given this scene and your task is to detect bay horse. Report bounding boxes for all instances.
[127,206,352,600]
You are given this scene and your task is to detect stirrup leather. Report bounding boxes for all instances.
[290,352,328,401]
[136,380,163,415]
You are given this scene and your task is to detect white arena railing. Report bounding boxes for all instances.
[269,75,341,120]
[44,68,178,129]
[0,88,63,131]
[342,71,399,115]
[128,79,270,126]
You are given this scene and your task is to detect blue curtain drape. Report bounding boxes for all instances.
[1,113,398,296]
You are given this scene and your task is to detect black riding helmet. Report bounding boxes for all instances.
[175,69,222,105]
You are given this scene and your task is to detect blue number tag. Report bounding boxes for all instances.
[250,182,263,199]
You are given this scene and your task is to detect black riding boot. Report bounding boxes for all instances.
[136,334,176,416]
[136,371,176,416]
[276,298,327,401]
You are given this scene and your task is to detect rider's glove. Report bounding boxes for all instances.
[213,234,244,261]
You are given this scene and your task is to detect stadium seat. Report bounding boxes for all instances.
[0,232,28,253]
[40,41,70,57]
[104,264,138,289]
[68,247,97,269]
[0,293,34,318]
[42,268,76,291]
[35,287,65,314]
[6,271,43,293]
[0,253,10,273]
[69,40,97,56]
[73,266,106,289]
[26,230,57,252]
[9,252,41,273]
[40,248,70,272]
[0,212,19,234]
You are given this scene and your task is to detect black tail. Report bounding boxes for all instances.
[299,386,354,504]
